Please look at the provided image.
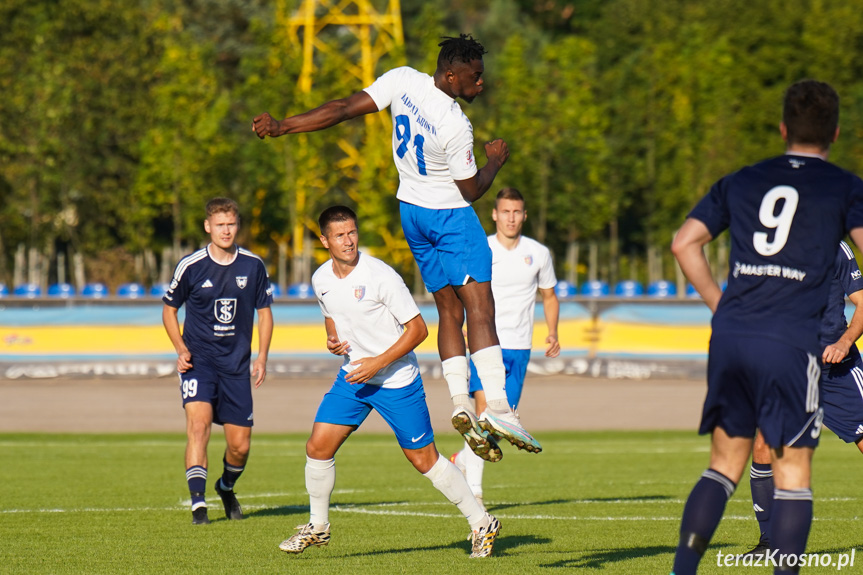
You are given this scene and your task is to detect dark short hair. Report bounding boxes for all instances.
[783,80,839,149]
[495,187,525,208]
[206,197,240,219]
[436,34,487,70]
[318,205,358,235]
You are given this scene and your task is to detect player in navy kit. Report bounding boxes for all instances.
[670,80,863,574]
[742,242,863,558]
[253,34,541,462]
[162,197,274,525]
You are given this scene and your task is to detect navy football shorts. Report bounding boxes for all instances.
[702,333,823,448]
[468,348,531,409]
[399,201,492,293]
[315,370,435,450]
[178,362,253,427]
[821,346,863,443]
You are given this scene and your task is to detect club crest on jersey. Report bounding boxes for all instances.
[524,255,533,266]
[236,276,248,289]
[353,286,366,301]
[215,298,236,323]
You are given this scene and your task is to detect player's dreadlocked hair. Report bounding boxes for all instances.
[436,34,487,69]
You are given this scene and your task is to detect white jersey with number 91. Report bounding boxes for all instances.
[364,66,478,210]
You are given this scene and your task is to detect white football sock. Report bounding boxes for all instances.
[470,346,507,405]
[305,456,335,529]
[442,356,471,408]
[460,442,485,498]
[423,453,487,529]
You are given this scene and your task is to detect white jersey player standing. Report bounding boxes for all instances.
[253,34,541,462]
[277,206,501,558]
[452,188,560,506]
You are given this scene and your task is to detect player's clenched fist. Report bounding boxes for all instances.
[484,138,509,168]
[252,113,281,139]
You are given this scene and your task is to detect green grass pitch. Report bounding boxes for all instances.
[2,430,860,574]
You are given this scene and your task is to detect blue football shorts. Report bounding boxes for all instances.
[701,333,823,449]
[315,370,435,450]
[821,346,863,444]
[468,348,531,409]
[399,201,492,293]
[178,362,254,427]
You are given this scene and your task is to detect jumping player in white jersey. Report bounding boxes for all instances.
[741,242,863,560]
[253,34,541,461]
[670,80,863,575]
[451,188,560,506]
[162,197,274,525]
[277,206,500,558]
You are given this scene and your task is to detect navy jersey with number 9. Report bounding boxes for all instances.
[690,154,863,354]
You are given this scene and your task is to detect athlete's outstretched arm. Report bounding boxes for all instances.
[345,314,429,384]
[253,91,379,139]
[252,306,273,388]
[671,218,722,312]
[454,139,509,203]
[824,290,863,363]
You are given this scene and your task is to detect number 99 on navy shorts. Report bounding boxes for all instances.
[178,362,254,427]
[315,370,435,450]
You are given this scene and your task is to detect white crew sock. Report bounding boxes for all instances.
[423,453,488,529]
[470,346,507,405]
[442,356,471,408]
[305,456,335,529]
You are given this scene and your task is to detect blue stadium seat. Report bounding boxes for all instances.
[287,282,314,299]
[48,282,76,298]
[81,282,108,299]
[117,282,146,299]
[269,283,282,298]
[647,280,677,298]
[149,283,170,298]
[0,283,8,297]
[580,279,610,297]
[554,280,576,298]
[14,283,41,298]
[614,280,644,297]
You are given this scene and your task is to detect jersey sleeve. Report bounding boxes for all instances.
[837,241,863,297]
[255,260,273,309]
[688,177,731,238]
[377,264,421,326]
[162,263,190,308]
[363,67,404,112]
[537,245,558,290]
[845,175,863,233]
[444,115,478,182]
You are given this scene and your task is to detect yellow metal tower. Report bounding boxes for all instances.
[276,0,405,283]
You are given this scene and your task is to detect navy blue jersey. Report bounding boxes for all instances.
[819,241,863,348]
[689,154,863,354]
[163,246,273,377]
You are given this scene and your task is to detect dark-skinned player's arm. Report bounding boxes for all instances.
[253,91,379,138]
[455,139,509,203]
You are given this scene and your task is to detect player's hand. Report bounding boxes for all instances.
[545,335,561,358]
[484,138,509,168]
[345,356,385,384]
[823,340,850,364]
[176,349,192,373]
[252,113,281,139]
[251,357,267,388]
[326,335,350,356]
